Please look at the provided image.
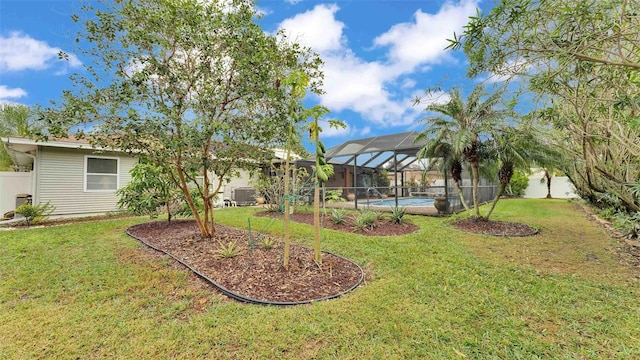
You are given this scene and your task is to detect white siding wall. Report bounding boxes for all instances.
[224,169,254,200]
[36,147,137,215]
[0,171,32,215]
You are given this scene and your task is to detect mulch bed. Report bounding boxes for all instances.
[255,211,420,236]
[452,218,539,237]
[127,220,363,304]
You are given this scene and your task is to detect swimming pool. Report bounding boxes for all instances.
[362,197,437,207]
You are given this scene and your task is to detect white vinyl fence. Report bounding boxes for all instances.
[0,171,32,216]
[524,170,577,199]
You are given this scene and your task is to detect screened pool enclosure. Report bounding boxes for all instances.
[305,131,498,215]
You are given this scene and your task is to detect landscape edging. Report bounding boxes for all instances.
[125,226,364,306]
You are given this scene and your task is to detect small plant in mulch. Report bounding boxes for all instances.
[330,208,347,225]
[255,210,420,237]
[352,210,380,232]
[388,206,409,224]
[215,241,243,258]
[261,237,276,250]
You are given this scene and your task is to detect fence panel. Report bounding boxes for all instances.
[0,171,32,216]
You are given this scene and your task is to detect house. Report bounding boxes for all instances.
[1,136,260,218]
[1,136,138,217]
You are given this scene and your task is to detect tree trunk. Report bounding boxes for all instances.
[176,166,211,238]
[453,178,471,212]
[313,178,321,264]
[202,170,213,237]
[449,159,470,213]
[486,163,513,219]
[485,183,506,220]
[545,170,552,198]
[470,161,481,218]
[282,135,293,268]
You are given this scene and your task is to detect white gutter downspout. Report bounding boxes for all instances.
[21,152,37,204]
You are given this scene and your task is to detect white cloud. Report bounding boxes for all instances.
[276,1,476,129]
[0,85,27,104]
[359,126,371,137]
[0,85,27,105]
[401,78,417,89]
[0,31,81,73]
[285,0,302,4]
[320,120,371,139]
[0,85,27,99]
[373,0,477,71]
[414,89,451,108]
[319,119,350,138]
[277,4,345,53]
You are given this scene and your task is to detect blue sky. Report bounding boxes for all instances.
[0,0,491,150]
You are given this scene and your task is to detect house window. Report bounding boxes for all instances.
[85,156,119,191]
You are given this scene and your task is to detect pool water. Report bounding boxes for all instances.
[362,197,436,207]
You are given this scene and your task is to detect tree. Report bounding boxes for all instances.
[448,0,640,214]
[482,125,558,219]
[540,169,554,199]
[277,70,343,267]
[43,0,323,238]
[0,104,32,170]
[280,71,310,268]
[417,140,470,212]
[416,85,513,218]
[310,107,344,264]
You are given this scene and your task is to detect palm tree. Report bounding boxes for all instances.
[416,140,471,212]
[483,125,563,219]
[541,169,555,199]
[417,85,511,218]
[0,104,31,136]
[0,104,33,170]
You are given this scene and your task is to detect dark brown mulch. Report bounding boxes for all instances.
[452,218,539,237]
[127,220,363,304]
[255,211,420,236]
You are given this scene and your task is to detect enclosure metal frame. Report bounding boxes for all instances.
[320,131,446,209]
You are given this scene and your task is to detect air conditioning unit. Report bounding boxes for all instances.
[232,187,257,206]
[16,193,32,208]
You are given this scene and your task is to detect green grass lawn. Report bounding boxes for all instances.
[1,199,639,359]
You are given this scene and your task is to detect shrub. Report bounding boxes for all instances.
[330,208,347,225]
[14,201,55,227]
[324,189,345,203]
[506,171,529,197]
[611,211,640,239]
[116,162,183,221]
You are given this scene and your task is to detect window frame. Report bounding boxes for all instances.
[83,155,120,192]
